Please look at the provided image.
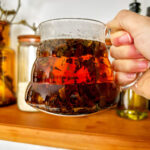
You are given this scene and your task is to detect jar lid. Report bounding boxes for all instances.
[18,35,40,43]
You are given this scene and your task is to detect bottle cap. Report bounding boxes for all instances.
[129,0,141,13]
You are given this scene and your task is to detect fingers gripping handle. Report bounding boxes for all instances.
[106,28,150,91]
[120,62,150,91]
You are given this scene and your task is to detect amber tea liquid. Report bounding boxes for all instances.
[26,39,119,115]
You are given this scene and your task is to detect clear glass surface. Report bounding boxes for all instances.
[25,18,119,116]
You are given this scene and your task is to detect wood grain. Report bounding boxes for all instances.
[0,105,149,150]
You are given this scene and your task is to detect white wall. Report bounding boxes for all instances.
[2,0,150,50]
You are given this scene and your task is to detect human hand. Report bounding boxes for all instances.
[107,10,150,99]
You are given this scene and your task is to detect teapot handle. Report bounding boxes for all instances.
[120,62,150,90]
[120,72,143,91]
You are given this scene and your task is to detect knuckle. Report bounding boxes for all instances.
[115,72,126,85]
[110,46,115,57]
[113,60,129,72]
[117,10,130,18]
[117,10,132,27]
[110,46,122,59]
[112,60,118,70]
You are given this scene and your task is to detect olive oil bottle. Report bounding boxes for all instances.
[116,0,148,120]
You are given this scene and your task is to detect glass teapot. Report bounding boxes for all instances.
[25,18,120,116]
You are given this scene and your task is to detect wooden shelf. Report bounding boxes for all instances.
[0,104,150,149]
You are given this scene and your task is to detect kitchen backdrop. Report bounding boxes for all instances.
[4,0,150,51]
[0,0,150,150]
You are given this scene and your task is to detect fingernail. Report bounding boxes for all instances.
[127,73,136,79]
[138,61,149,70]
[118,33,133,44]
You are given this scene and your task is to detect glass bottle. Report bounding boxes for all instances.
[17,35,40,112]
[116,0,148,120]
[0,20,16,106]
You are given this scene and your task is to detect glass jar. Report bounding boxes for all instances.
[17,35,40,111]
[0,20,16,106]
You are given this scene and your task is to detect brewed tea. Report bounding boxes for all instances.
[25,39,119,115]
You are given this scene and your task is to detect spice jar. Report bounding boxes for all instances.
[0,20,16,106]
[17,35,40,111]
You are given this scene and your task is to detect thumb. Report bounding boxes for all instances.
[107,10,150,38]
